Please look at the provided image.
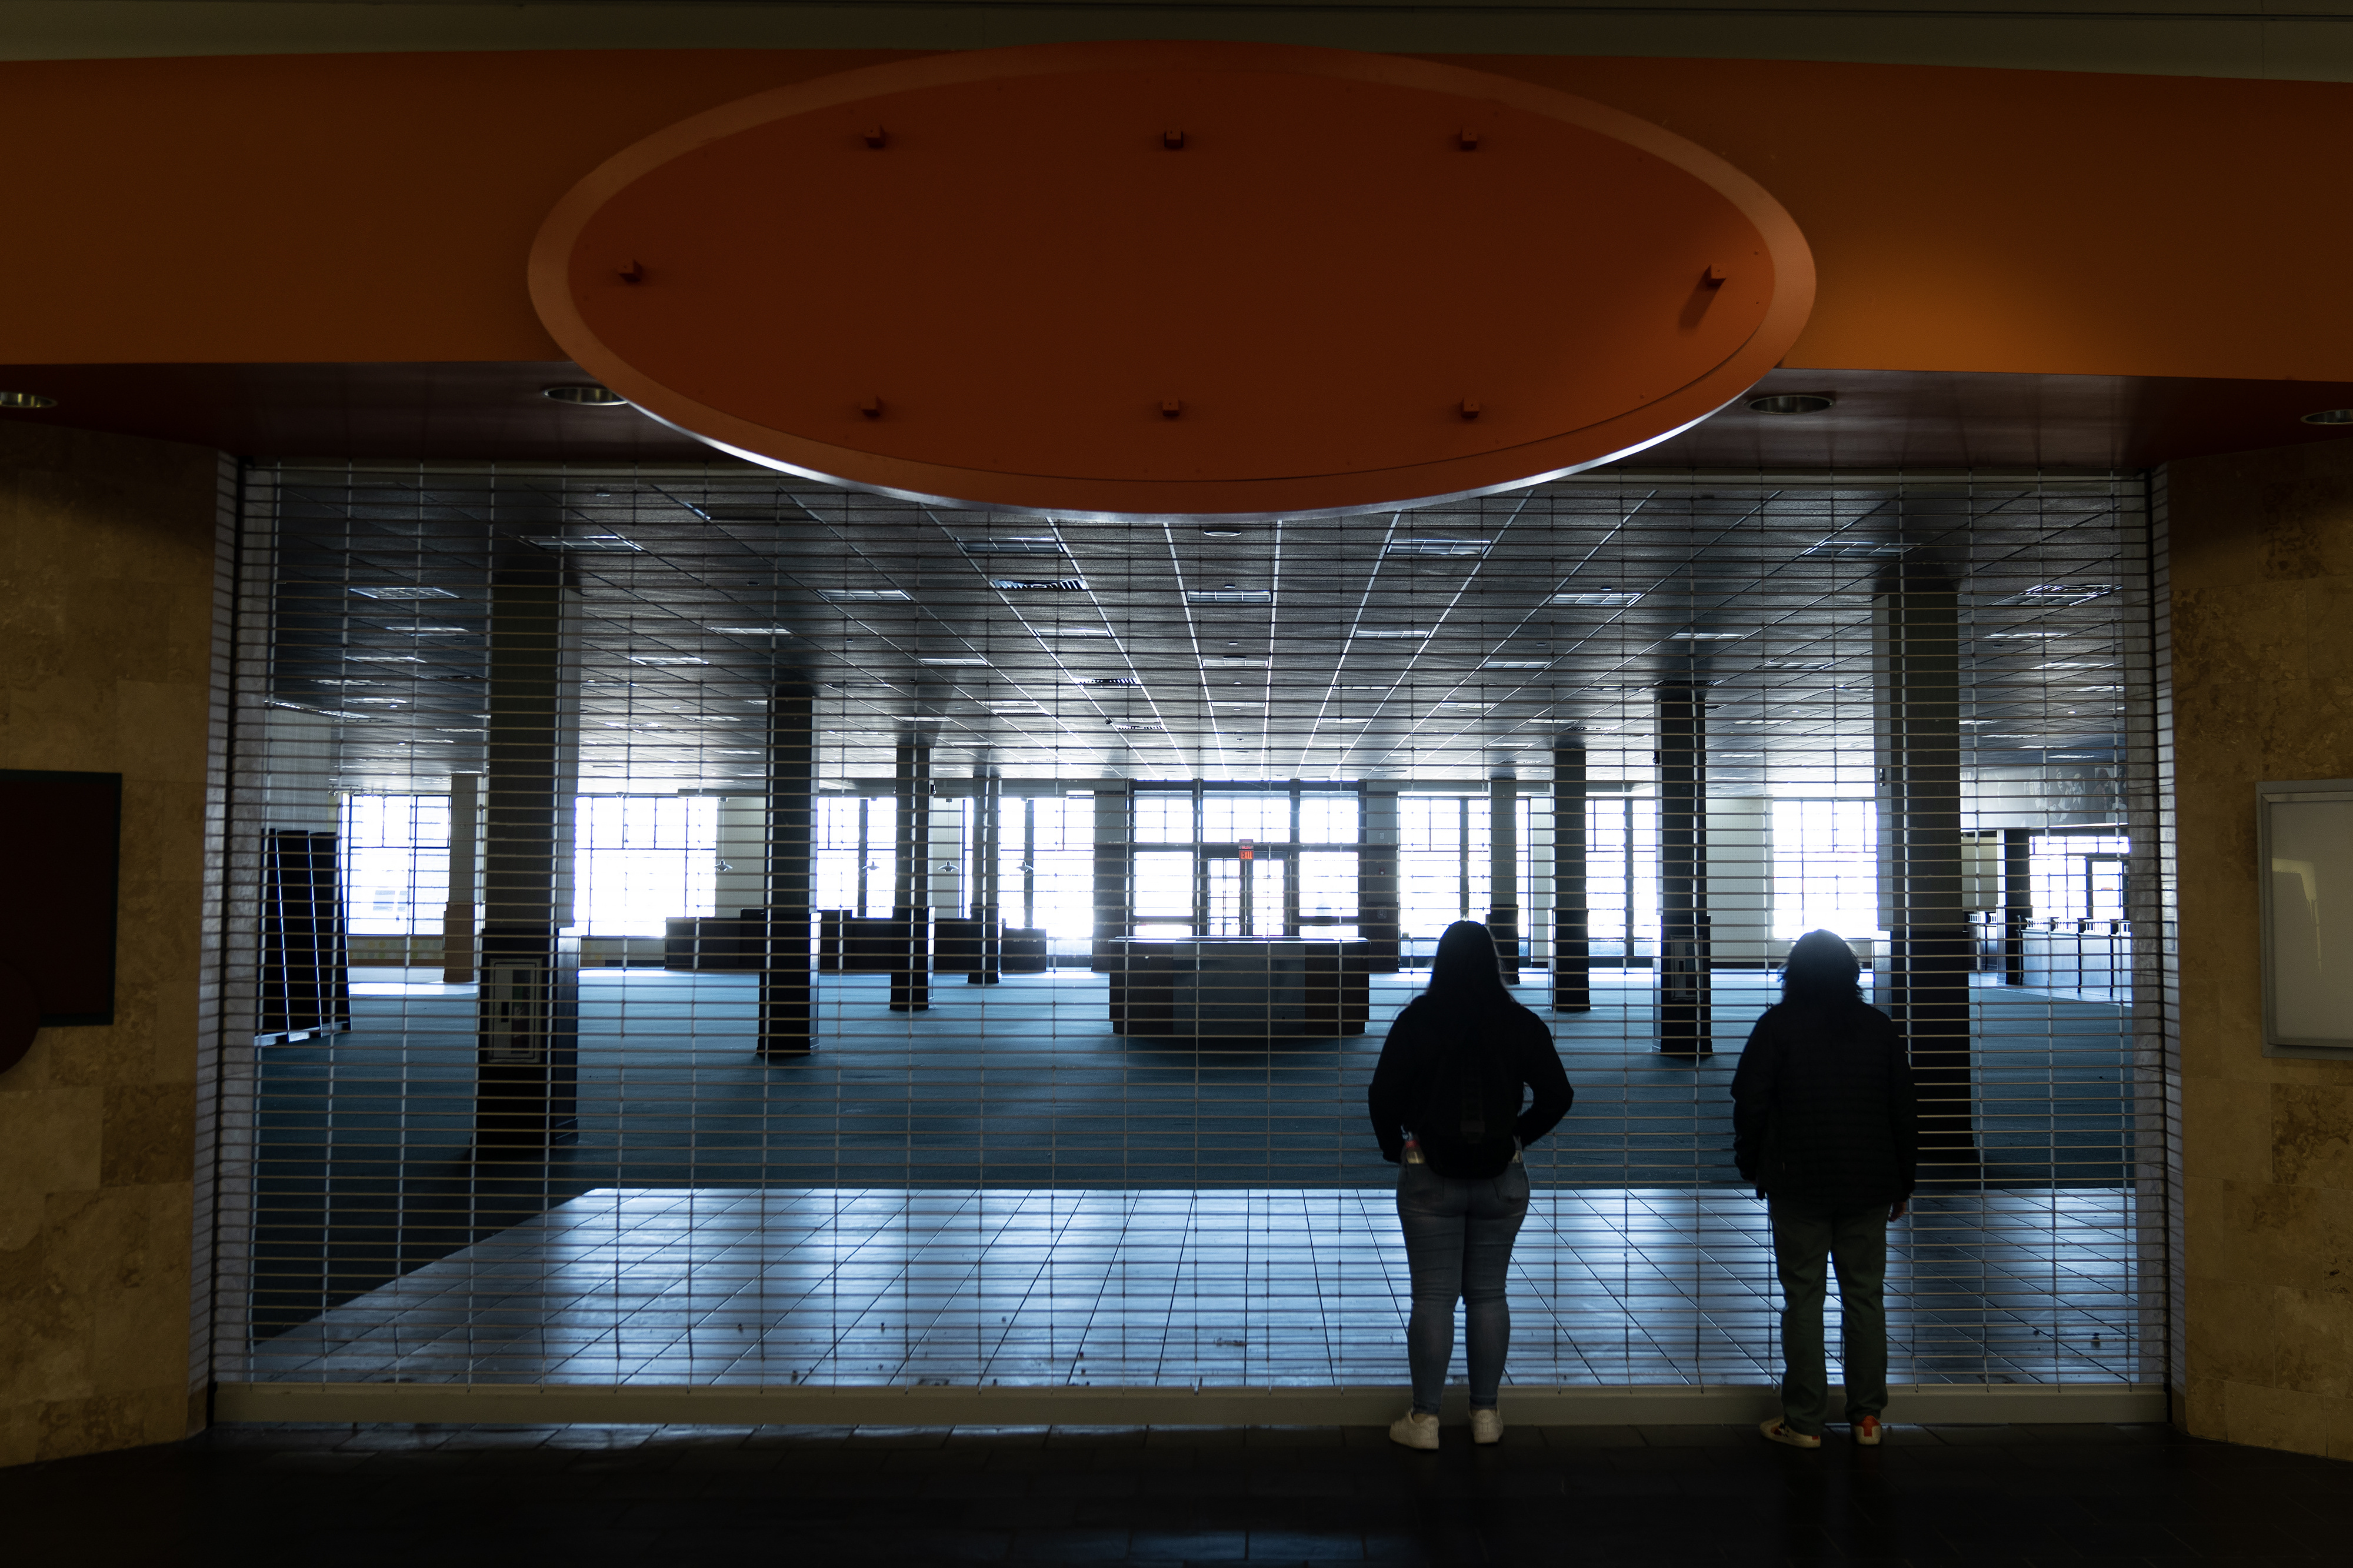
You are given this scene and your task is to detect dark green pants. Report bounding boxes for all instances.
[1768,1200,1888,1435]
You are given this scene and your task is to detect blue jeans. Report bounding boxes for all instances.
[1395,1160,1531,1413]
[1769,1200,1890,1435]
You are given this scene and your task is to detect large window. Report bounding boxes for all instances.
[574,795,718,937]
[994,795,1095,948]
[1771,798,1881,941]
[816,796,898,916]
[1585,796,1659,961]
[2033,833,2129,923]
[340,793,449,935]
[1129,786,1361,937]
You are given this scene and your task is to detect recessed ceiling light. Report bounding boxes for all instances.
[709,625,792,636]
[2301,408,2353,425]
[1383,538,1488,558]
[629,655,709,666]
[1549,589,1641,607]
[0,390,58,409]
[920,656,990,666]
[1201,528,1244,538]
[1482,659,1552,669]
[991,578,1088,592]
[347,653,428,663]
[1187,588,1270,605]
[350,585,458,600]
[956,536,1064,557]
[542,384,629,406]
[1994,583,2118,606]
[525,534,642,552]
[384,625,468,635]
[1748,393,1836,414]
[815,587,911,602]
[1665,631,1748,641]
[1357,628,1432,639]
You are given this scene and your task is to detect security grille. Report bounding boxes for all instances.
[211,465,2168,1396]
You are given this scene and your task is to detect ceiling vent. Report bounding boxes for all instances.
[991,578,1088,592]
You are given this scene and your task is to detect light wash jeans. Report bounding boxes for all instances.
[1395,1159,1531,1413]
[1769,1200,1890,1436]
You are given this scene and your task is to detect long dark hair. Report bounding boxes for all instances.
[1426,919,1513,1011]
[1780,928,1864,1006]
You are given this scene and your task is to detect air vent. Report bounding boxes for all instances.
[349,585,458,600]
[1187,588,1271,605]
[990,578,1088,592]
[1085,676,1141,688]
[816,587,911,602]
[1384,538,1488,558]
[956,537,1066,556]
[1548,589,1641,607]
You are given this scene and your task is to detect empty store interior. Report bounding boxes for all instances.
[226,465,2159,1390]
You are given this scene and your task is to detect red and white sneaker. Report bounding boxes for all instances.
[1852,1416,1884,1446]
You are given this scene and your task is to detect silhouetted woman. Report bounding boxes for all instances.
[1732,929,1918,1450]
[1368,919,1573,1449]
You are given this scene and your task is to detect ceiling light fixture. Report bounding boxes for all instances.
[2301,408,2353,425]
[815,587,911,602]
[525,534,642,552]
[956,537,1065,556]
[629,655,709,666]
[991,578,1088,592]
[1357,629,1432,639]
[709,625,793,636]
[919,656,990,666]
[542,384,629,406]
[1187,588,1271,605]
[1383,538,1489,558]
[1548,589,1641,607]
[349,585,458,600]
[1201,528,1244,538]
[1748,392,1836,414]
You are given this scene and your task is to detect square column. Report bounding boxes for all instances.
[1091,785,1131,972]
[475,567,580,1155]
[968,774,1002,984]
[890,739,932,1012]
[759,682,816,1055]
[439,772,478,983]
[1359,783,1400,973]
[1552,742,1590,1012]
[1875,566,1979,1172]
[1657,683,1712,1055]
[1488,776,1521,983]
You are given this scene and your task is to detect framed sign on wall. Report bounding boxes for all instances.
[2258,779,2353,1058]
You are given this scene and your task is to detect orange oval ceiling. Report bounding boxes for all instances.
[529,41,1814,519]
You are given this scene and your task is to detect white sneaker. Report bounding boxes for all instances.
[1469,1408,1504,1445]
[1388,1409,1441,1450]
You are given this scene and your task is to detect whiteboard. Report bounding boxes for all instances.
[2259,782,2353,1053]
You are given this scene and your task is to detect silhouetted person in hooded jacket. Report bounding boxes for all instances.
[1733,928,1918,1449]
[1369,920,1573,1450]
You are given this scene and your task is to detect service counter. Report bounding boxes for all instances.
[1105,936,1374,1038]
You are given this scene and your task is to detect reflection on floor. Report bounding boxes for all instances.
[244,1185,2146,1389]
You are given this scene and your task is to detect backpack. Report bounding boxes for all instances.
[1415,1010,1525,1172]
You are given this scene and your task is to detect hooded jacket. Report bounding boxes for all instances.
[1731,996,1918,1212]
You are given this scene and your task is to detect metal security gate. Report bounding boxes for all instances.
[208,464,2171,1417]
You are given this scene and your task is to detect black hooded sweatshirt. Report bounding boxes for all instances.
[1368,993,1573,1178]
[1731,995,1918,1213]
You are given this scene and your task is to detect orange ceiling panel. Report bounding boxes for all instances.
[528,42,1813,516]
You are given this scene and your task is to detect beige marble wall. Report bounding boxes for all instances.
[2171,439,2353,1460]
[0,421,221,1466]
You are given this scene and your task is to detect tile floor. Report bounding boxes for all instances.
[241,1185,2148,1389]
